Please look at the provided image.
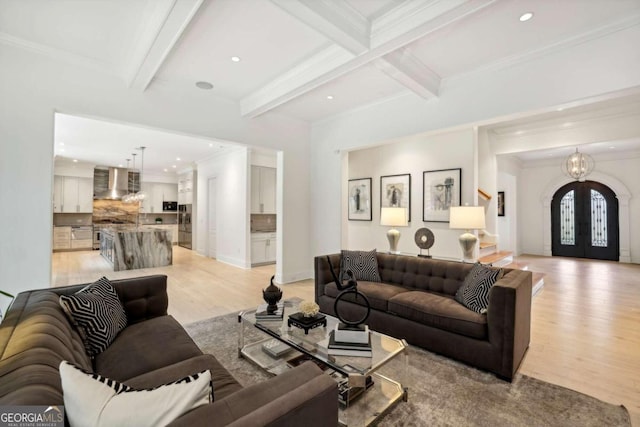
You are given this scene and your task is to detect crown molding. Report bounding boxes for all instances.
[0,31,117,76]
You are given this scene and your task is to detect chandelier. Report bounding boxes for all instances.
[561,148,594,181]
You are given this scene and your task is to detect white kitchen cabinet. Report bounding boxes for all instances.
[251,232,276,265]
[251,166,276,214]
[55,176,93,213]
[178,172,194,205]
[140,183,179,213]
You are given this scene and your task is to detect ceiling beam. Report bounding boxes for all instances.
[242,0,496,117]
[376,49,440,99]
[270,0,370,55]
[126,0,204,91]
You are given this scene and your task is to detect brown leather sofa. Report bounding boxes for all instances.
[315,253,532,381]
[0,275,338,426]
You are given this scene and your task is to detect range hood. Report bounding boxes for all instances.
[94,167,129,200]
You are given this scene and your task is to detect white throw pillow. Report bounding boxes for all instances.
[60,361,212,427]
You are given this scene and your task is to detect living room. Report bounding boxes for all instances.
[1,0,639,425]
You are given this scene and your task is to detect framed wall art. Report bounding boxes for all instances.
[380,174,411,222]
[497,191,505,217]
[422,168,461,222]
[348,178,372,221]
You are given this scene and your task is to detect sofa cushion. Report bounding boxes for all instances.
[59,277,128,357]
[388,291,488,340]
[341,249,381,282]
[324,281,409,312]
[94,315,203,382]
[125,354,243,401]
[455,263,504,314]
[60,361,212,427]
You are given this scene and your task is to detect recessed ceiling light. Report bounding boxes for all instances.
[327,95,334,100]
[556,107,564,111]
[73,159,78,163]
[231,56,241,62]
[519,12,533,22]
[209,143,213,147]
[195,81,214,90]
[609,146,615,149]
[164,168,168,172]
[118,164,123,167]
[176,157,181,161]
[172,165,177,168]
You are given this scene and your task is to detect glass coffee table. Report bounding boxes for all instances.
[238,301,409,426]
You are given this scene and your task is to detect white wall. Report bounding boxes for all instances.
[0,45,311,296]
[196,148,250,268]
[519,154,639,262]
[310,25,640,258]
[497,155,523,255]
[346,129,475,259]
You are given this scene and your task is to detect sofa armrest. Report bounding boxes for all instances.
[487,269,532,380]
[314,254,341,303]
[48,275,168,324]
[168,362,338,427]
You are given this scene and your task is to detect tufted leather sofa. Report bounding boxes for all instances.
[315,253,532,381]
[0,275,337,426]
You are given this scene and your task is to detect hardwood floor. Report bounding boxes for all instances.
[52,249,640,425]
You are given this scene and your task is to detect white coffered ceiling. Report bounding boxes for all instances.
[2,0,640,168]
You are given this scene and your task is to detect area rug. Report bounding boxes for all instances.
[184,313,630,427]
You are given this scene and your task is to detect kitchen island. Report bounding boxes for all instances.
[100,226,172,271]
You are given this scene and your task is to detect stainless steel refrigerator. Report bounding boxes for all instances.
[178,204,192,249]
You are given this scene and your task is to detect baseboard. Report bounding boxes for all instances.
[277,270,312,284]
[215,255,251,269]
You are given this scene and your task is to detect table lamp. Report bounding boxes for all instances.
[449,206,485,261]
[380,207,408,254]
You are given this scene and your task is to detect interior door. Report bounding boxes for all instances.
[208,177,217,258]
[551,180,619,261]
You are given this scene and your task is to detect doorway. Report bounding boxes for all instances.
[551,180,619,261]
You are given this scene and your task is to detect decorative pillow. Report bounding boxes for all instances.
[59,277,127,357]
[455,263,504,314]
[59,361,212,427]
[340,249,381,283]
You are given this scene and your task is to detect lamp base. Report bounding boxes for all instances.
[387,228,400,254]
[458,231,478,262]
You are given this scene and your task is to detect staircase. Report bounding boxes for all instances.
[478,236,544,297]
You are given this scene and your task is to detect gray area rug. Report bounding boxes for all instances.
[184,312,630,427]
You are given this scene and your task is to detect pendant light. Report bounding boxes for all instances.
[561,148,594,181]
[134,146,147,202]
[123,154,137,203]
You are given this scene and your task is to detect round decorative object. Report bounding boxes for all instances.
[262,275,282,314]
[415,228,435,250]
[299,300,320,317]
[333,288,371,327]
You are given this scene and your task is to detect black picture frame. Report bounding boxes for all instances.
[348,178,372,221]
[380,173,411,222]
[422,168,462,222]
[498,191,505,217]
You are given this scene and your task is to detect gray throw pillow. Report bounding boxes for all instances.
[340,249,381,283]
[59,277,128,357]
[455,263,504,314]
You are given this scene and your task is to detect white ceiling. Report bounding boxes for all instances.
[2,0,640,167]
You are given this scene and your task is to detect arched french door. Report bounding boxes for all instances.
[551,181,619,261]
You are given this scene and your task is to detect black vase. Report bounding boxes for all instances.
[262,275,282,314]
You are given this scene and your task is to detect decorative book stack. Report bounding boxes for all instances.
[327,327,372,357]
[255,302,284,320]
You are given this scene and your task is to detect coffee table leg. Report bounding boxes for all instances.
[402,339,409,402]
[238,311,245,358]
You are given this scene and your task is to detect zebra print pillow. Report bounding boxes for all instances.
[340,249,381,283]
[59,361,213,427]
[59,277,127,357]
[455,263,504,314]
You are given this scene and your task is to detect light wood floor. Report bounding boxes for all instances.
[52,249,640,425]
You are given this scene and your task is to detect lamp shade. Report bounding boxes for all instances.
[449,206,485,230]
[380,207,408,227]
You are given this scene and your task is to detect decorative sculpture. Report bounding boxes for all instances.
[326,256,371,328]
[262,275,282,314]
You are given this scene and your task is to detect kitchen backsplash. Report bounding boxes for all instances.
[138,213,178,225]
[93,200,140,224]
[251,214,276,232]
[53,213,92,226]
